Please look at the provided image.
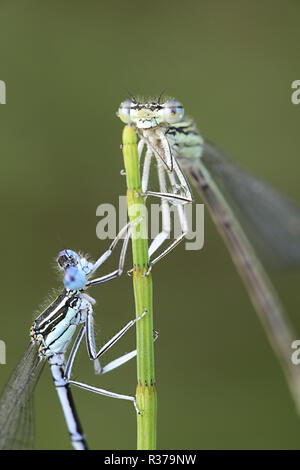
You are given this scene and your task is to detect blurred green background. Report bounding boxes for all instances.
[0,0,300,450]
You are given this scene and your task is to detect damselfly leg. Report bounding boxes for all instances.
[65,310,148,414]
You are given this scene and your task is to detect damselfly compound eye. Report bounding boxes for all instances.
[57,250,80,269]
[118,100,132,124]
[162,100,184,124]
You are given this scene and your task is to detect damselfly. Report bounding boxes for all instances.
[118,96,300,411]
[0,222,146,450]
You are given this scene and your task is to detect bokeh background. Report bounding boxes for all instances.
[0,0,300,450]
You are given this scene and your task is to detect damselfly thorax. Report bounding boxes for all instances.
[165,121,204,162]
[30,290,91,358]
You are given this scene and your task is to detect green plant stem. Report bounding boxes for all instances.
[122,125,157,450]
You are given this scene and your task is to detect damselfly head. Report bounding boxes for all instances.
[117,98,184,129]
[57,250,94,290]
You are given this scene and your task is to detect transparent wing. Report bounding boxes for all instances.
[0,342,45,449]
[186,141,300,267]
[178,141,300,408]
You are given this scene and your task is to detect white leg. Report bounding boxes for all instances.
[99,329,159,374]
[138,127,173,171]
[126,158,174,276]
[85,309,148,362]
[65,326,90,381]
[172,157,193,202]
[148,160,171,259]
[167,167,189,235]
[155,128,173,171]
[141,147,153,193]
[87,217,143,287]
[141,153,193,204]
[148,200,171,258]
[86,224,131,287]
[67,329,158,414]
[65,317,157,381]
[91,221,131,274]
[138,138,145,160]
[66,323,158,382]
[146,172,189,274]
[144,162,189,273]
[99,350,138,374]
[68,379,141,414]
